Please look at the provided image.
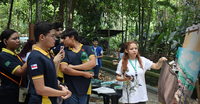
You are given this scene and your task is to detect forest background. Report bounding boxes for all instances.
[0,0,200,57]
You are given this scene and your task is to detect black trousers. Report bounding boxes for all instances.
[0,90,29,104]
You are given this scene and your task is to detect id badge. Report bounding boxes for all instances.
[134,79,139,88]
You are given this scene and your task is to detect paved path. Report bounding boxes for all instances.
[146,91,159,104]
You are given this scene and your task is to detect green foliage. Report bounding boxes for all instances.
[156,1,178,13]
[0,0,200,58]
[0,0,30,34]
[0,0,8,5]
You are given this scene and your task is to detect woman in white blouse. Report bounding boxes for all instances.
[116,41,167,104]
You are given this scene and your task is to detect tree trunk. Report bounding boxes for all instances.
[36,0,43,23]
[138,0,141,50]
[125,19,128,43]
[65,0,71,29]
[156,5,161,31]
[29,0,32,23]
[59,0,64,24]
[122,0,124,43]
[145,0,154,52]
[53,0,56,22]
[141,0,144,52]
[70,0,76,28]
[7,0,14,29]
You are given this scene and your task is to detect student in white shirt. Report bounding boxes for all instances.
[91,38,103,79]
[116,41,167,104]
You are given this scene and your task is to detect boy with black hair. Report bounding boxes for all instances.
[51,22,65,82]
[52,22,64,46]
[60,29,96,104]
[91,38,103,79]
[27,21,71,104]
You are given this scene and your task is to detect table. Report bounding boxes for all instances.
[91,83,122,104]
[92,90,122,104]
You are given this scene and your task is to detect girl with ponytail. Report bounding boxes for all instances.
[116,41,167,104]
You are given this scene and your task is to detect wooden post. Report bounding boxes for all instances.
[29,23,34,40]
[108,29,110,55]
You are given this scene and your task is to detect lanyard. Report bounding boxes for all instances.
[128,58,137,73]
[0,54,23,87]
[16,54,24,63]
[0,72,22,87]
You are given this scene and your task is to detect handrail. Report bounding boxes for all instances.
[100,66,160,78]
[146,70,160,78]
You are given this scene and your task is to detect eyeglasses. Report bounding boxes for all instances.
[46,35,56,39]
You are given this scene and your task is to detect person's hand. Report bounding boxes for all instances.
[112,60,118,65]
[124,74,133,81]
[61,90,71,99]
[83,71,94,78]
[54,47,65,62]
[158,57,168,63]
[59,85,71,99]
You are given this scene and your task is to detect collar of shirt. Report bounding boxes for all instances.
[69,43,83,53]
[33,45,51,59]
[2,48,18,56]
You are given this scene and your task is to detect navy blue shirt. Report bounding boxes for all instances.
[27,46,58,104]
[0,48,27,93]
[55,39,60,47]
[61,44,94,96]
[51,43,64,56]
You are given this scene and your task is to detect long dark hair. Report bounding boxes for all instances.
[119,43,125,53]
[0,29,17,52]
[18,39,35,57]
[78,36,90,45]
[122,41,143,73]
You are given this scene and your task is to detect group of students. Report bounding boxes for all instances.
[0,20,168,104]
[0,21,105,104]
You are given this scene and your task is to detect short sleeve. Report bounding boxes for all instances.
[141,57,153,71]
[61,48,69,64]
[116,60,123,75]
[0,55,22,74]
[100,49,103,54]
[28,56,45,79]
[85,45,95,57]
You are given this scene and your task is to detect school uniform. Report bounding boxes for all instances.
[91,46,103,77]
[0,48,28,104]
[61,44,94,104]
[50,38,64,82]
[27,46,58,104]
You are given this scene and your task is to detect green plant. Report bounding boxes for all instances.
[123,69,136,103]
